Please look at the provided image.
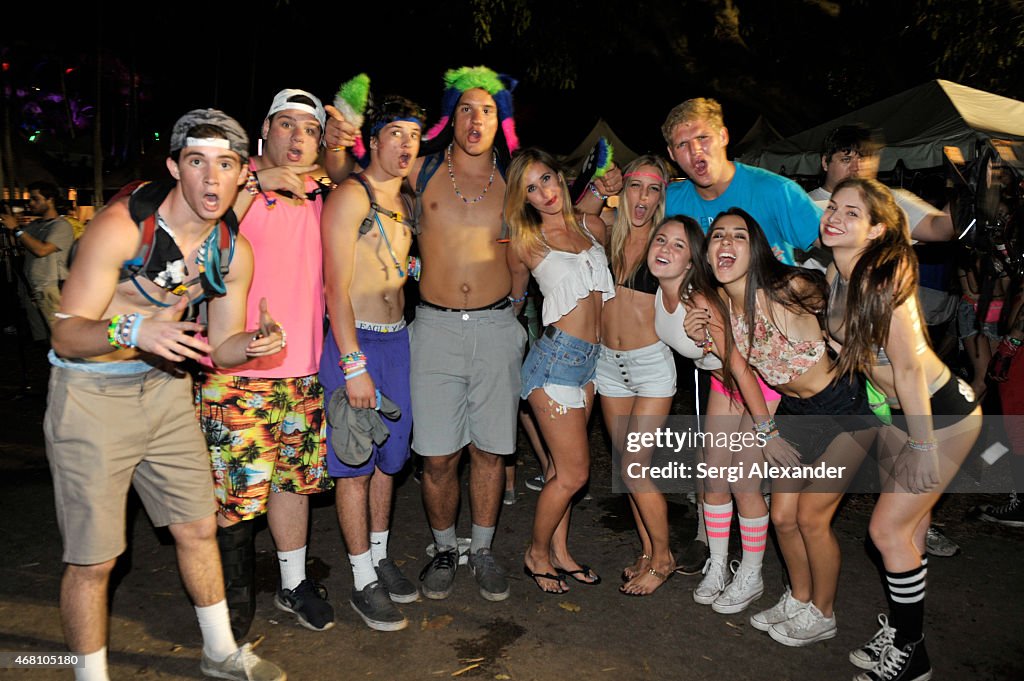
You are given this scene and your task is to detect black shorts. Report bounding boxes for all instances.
[890,373,977,430]
[776,376,876,464]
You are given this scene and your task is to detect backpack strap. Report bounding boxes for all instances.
[351,172,416,235]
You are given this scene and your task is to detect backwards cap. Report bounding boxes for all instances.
[170,108,249,162]
[265,88,328,136]
[425,65,519,154]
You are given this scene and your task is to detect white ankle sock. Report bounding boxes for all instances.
[349,550,376,591]
[277,546,307,592]
[74,647,108,681]
[195,600,238,662]
[470,524,495,555]
[370,530,389,566]
[431,525,458,552]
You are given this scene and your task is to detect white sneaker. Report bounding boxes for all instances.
[849,613,897,670]
[712,562,764,614]
[769,602,837,647]
[750,588,808,632]
[200,643,286,681]
[693,556,730,605]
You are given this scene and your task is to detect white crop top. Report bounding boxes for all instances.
[531,224,615,326]
[654,288,723,371]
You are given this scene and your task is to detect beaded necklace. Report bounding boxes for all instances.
[446,143,496,204]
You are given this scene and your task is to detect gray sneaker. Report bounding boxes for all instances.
[419,547,458,600]
[350,581,408,631]
[376,557,419,604]
[924,526,960,557]
[469,548,510,601]
[200,643,285,681]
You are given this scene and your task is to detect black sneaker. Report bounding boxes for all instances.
[978,491,1024,527]
[854,636,931,681]
[850,614,896,670]
[468,548,510,602]
[675,539,710,575]
[216,523,255,640]
[376,557,419,603]
[419,548,458,600]
[350,581,408,631]
[274,579,335,632]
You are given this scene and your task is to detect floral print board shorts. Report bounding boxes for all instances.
[196,373,332,522]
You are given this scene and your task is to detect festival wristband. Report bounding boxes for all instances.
[905,437,938,452]
[588,182,609,201]
[509,291,528,305]
[753,418,777,434]
[245,171,261,196]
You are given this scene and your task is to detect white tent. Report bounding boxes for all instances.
[738,80,1024,177]
[561,118,641,171]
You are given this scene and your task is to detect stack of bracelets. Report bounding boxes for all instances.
[753,417,782,442]
[107,313,143,349]
[340,350,368,380]
[696,328,714,355]
[406,255,422,282]
[906,437,938,452]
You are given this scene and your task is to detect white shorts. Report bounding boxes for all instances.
[596,341,677,399]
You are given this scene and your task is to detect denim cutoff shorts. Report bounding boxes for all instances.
[520,326,600,408]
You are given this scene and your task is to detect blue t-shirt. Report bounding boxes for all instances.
[665,162,821,266]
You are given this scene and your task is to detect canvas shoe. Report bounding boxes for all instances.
[711,562,764,614]
[769,602,837,646]
[419,547,459,600]
[924,526,959,557]
[693,555,730,605]
[469,548,510,601]
[854,636,932,681]
[376,557,419,604]
[274,579,335,631]
[200,643,285,681]
[350,581,408,631]
[850,614,897,670]
[978,491,1024,527]
[751,587,809,632]
[525,474,546,491]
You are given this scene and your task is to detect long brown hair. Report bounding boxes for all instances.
[832,177,922,380]
[504,147,587,260]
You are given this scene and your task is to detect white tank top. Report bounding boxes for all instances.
[655,287,722,371]
[531,222,615,326]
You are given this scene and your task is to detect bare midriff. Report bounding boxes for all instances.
[601,287,659,350]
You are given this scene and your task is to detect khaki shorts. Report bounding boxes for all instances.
[410,305,526,456]
[44,365,216,565]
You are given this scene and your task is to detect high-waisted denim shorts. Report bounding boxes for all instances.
[520,326,600,408]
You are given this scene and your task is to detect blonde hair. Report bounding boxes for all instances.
[504,148,587,259]
[608,155,671,284]
[661,98,725,145]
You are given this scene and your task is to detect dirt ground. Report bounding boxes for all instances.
[0,337,1022,681]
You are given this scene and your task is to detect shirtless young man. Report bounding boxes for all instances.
[319,95,425,631]
[45,109,284,681]
[410,66,524,602]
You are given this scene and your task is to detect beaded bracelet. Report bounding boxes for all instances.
[1009,336,1023,347]
[588,182,609,201]
[107,313,141,349]
[906,437,938,452]
[509,291,529,305]
[763,429,782,441]
[244,171,261,196]
[407,255,422,282]
[753,418,777,434]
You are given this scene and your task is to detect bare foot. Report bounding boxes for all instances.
[619,563,673,596]
[622,552,652,581]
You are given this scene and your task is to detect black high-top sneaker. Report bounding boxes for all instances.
[216,521,256,639]
[979,491,1024,527]
[854,635,931,681]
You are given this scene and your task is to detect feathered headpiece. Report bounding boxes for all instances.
[334,73,372,161]
[425,66,519,154]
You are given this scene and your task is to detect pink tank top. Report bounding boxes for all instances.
[205,176,325,378]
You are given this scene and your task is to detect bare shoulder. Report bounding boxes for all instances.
[76,199,140,262]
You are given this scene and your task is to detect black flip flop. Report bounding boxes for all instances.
[557,565,602,586]
[523,565,569,594]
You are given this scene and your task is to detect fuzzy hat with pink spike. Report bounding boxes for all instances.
[424,66,520,157]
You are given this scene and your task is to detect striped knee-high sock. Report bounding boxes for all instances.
[885,562,926,645]
[704,501,733,560]
[738,513,769,571]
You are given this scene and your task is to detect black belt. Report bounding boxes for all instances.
[418,296,511,313]
[544,326,559,339]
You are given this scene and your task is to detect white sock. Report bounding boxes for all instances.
[73,647,108,681]
[370,530,389,566]
[195,600,238,662]
[470,524,495,555]
[695,502,708,544]
[349,550,376,591]
[738,513,769,571]
[431,525,458,552]
[704,501,733,560]
[278,546,306,592]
